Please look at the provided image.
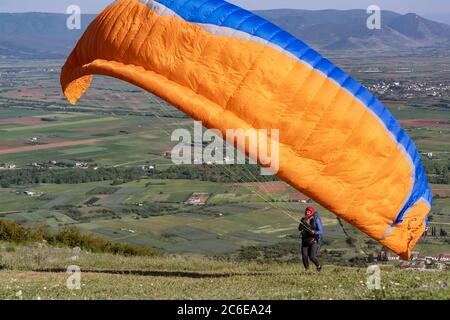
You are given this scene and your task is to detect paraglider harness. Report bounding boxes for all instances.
[299,215,323,245]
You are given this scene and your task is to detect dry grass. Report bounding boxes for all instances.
[0,242,449,300]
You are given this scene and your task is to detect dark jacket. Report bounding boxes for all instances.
[299,217,320,246]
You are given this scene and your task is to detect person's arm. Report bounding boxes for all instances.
[299,219,315,234]
[299,218,306,232]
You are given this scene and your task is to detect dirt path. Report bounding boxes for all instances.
[400,119,450,129]
[0,139,100,155]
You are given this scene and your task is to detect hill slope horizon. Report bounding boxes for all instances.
[1,9,450,59]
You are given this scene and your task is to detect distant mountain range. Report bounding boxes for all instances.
[1,9,450,59]
[424,13,450,25]
[0,13,95,58]
[255,9,450,52]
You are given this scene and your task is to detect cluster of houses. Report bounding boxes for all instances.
[374,250,450,270]
[30,161,56,168]
[72,162,100,170]
[164,148,235,165]
[27,160,99,170]
[3,161,153,171]
[74,162,90,169]
[0,163,17,170]
[367,79,450,99]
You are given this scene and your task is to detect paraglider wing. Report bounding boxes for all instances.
[61,0,432,259]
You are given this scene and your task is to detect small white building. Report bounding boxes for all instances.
[0,163,16,170]
[75,162,88,168]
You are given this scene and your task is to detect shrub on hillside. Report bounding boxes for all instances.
[0,220,30,242]
[0,220,159,257]
[48,228,160,257]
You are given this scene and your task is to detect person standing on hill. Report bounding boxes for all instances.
[299,206,323,272]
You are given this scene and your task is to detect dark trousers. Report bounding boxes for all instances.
[301,241,321,269]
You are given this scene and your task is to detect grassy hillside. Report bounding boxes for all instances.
[0,242,448,300]
[0,244,450,300]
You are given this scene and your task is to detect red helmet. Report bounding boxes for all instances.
[305,206,317,219]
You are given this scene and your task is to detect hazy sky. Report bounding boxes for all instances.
[0,0,449,15]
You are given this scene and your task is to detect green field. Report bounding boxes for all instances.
[0,57,449,262]
[0,179,448,259]
[0,107,184,168]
